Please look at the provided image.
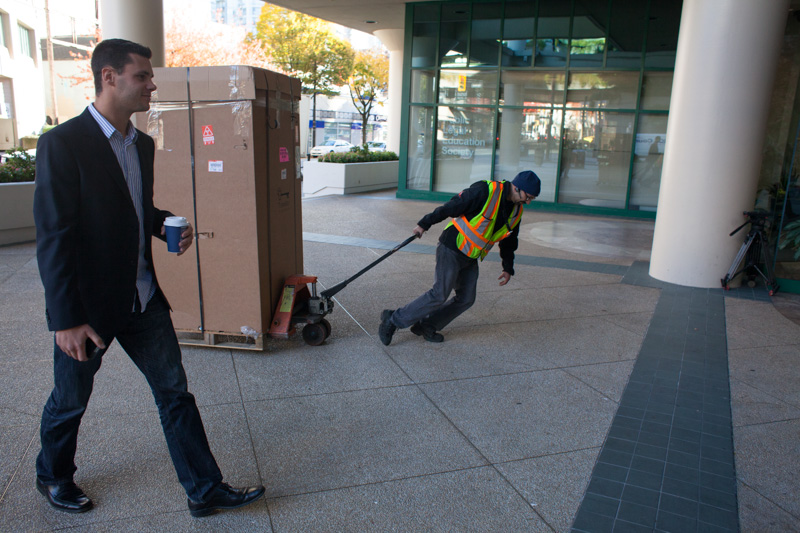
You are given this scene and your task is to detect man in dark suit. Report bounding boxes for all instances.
[33,39,264,517]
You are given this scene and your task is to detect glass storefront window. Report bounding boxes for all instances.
[641,72,673,110]
[502,1,535,67]
[406,106,435,190]
[630,114,668,211]
[570,0,608,68]
[567,71,639,109]
[558,111,634,208]
[411,4,439,68]
[411,70,437,104]
[500,71,565,107]
[535,0,570,67]
[470,3,502,67]
[495,107,562,203]
[607,0,647,68]
[434,106,495,193]
[401,0,683,217]
[440,4,470,67]
[439,70,499,105]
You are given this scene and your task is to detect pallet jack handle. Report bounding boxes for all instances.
[320,235,418,299]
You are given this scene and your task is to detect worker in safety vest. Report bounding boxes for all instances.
[378,170,540,345]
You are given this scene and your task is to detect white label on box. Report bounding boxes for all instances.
[281,168,287,180]
[208,160,223,173]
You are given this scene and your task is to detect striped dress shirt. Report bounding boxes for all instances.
[88,104,155,311]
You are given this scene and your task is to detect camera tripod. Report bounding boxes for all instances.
[721,211,779,295]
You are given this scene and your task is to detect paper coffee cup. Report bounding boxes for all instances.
[164,216,188,253]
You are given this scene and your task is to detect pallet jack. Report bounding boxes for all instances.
[268,235,418,345]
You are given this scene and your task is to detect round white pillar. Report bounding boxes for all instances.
[374,28,404,155]
[650,0,788,287]
[100,0,165,67]
[498,82,523,177]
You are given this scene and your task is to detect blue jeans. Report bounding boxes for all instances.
[391,243,479,331]
[36,293,222,502]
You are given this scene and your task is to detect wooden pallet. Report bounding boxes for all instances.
[175,329,265,351]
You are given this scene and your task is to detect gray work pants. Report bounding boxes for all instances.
[391,242,478,331]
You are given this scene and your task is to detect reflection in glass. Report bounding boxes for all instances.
[640,72,673,110]
[500,71,565,106]
[630,114,668,211]
[645,0,682,68]
[406,106,435,190]
[567,71,639,109]
[502,1,535,67]
[570,0,607,67]
[535,0,570,67]
[607,0,647,67]
[439,70,499,105]
[558,111,634,208]
[411,70,437,104]
[495,108,562,203]
[440,4,470,68]
[434,106,495,193]
[411,4,439,68]
[470,3,502,67]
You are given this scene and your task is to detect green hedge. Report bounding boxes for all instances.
[0,149,35,183]
[319,145,399,163]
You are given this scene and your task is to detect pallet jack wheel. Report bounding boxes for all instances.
[320,318,331,338]
[302,323,327,346]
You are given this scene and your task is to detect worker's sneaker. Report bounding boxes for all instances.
[410,322,444,343]
[378,310,397,346]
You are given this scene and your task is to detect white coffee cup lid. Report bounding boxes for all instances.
[164,216,188,227]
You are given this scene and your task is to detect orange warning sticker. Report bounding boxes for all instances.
[202,125,215,145]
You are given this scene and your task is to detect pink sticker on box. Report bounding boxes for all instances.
[279,147,289,162]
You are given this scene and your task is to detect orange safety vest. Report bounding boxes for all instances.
[447,180,522,260]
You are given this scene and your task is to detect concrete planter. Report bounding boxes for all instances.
[0,181,35,245]
[302,160,399,197]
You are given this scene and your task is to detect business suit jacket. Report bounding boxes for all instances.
[34,108,171,337]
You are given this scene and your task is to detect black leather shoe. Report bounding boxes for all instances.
[410,322,444,342]
[188,483,266,517]
[36,479,93,513]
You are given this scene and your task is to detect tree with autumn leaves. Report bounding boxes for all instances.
[250,5,389,148]
[250,5,354,148]
[61,3,389,149]
[348,49,389,147]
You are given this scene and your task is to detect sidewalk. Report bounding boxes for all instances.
[1,190,798,531]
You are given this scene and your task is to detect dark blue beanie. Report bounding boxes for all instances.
[511,170,541,197]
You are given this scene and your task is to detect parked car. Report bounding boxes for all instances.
[0,148,35,164]
[366,141,387,152]
[310,140,354,157]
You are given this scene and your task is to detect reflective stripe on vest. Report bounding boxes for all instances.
[449,181,523,260]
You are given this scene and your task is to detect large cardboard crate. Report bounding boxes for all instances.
[135,66,303,348]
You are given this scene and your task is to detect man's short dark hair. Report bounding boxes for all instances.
[91,39,152,94]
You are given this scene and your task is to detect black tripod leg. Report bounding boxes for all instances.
[722,233,755,288]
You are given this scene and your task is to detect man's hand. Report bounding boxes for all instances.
[55,324,105,362]
[498,271,511,286]
[413,225,426,238]
[161,223,194,255]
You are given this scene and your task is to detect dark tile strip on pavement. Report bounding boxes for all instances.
[572,278,742,532]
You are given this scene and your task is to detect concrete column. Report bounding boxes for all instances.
[374,28,404,154]
[650,0,788,287]
[498,82,523,177]
[100,0,165,67]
